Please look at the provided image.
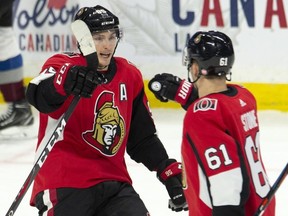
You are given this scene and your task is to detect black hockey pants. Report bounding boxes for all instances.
[35,181,150,216]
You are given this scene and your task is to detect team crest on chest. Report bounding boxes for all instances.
[82,91,125,156]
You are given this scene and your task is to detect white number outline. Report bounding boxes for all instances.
[245,132,270,197]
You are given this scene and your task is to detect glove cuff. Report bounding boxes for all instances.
[157,159,182,182]
[53,63,72,96]
[174,80,193,105]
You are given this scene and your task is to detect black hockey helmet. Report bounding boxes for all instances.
[74,5,120,37]
[183,31,234,77]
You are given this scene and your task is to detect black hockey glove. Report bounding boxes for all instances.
[148,73,193,106]
[64,65,105,98]
[157,159,188,212]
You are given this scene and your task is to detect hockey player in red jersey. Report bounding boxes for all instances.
[26,5,187,215]
[149,31,275,216]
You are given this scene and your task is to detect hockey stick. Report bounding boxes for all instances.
[254,162,288,216]
[5,20,97,216]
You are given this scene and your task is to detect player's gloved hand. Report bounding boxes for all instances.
[53,63,105,98]
[64,65,105,97]
[157,159,188,212]
[148,73,193,106]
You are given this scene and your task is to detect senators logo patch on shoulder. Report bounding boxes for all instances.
[193,98,218,112]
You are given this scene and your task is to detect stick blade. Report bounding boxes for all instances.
[71,20,96,56]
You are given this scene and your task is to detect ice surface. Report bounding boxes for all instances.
[0,107,287,216]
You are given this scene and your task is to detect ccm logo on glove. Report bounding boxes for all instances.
[55,63,71,86]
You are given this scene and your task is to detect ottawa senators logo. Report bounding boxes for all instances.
[82,91,125,156]
[193,98,218,113]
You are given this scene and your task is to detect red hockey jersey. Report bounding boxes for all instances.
[181,84,275,216]
[28,53,165,205]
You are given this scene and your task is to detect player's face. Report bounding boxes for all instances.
[92,30,119,69]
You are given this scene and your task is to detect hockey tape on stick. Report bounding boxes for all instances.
[71,19,98,71]
[5,20,96,216]
[254,162,288,216]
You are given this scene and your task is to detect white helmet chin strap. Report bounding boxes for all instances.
[187,65,201,84]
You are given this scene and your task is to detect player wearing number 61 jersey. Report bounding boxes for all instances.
[181,83,275,216]
[149,31,275,215]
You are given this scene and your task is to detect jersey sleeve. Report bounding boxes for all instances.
[124,63,169,171]
[26,53,84,115]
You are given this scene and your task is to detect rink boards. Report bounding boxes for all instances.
[1,79,287,112]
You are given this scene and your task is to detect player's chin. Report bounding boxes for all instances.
[99,56,112,67]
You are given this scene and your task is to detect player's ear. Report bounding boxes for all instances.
[190,63,198,77]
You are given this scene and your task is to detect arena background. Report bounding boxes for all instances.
[1,0,287,111]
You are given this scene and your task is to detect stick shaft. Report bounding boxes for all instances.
[254,163,288,216]
[5,96,80,216]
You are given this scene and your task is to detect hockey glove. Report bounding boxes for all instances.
[148,73,193,106]
[54,63,105,98]
[64,65,105,97]
[157,159,188,212]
